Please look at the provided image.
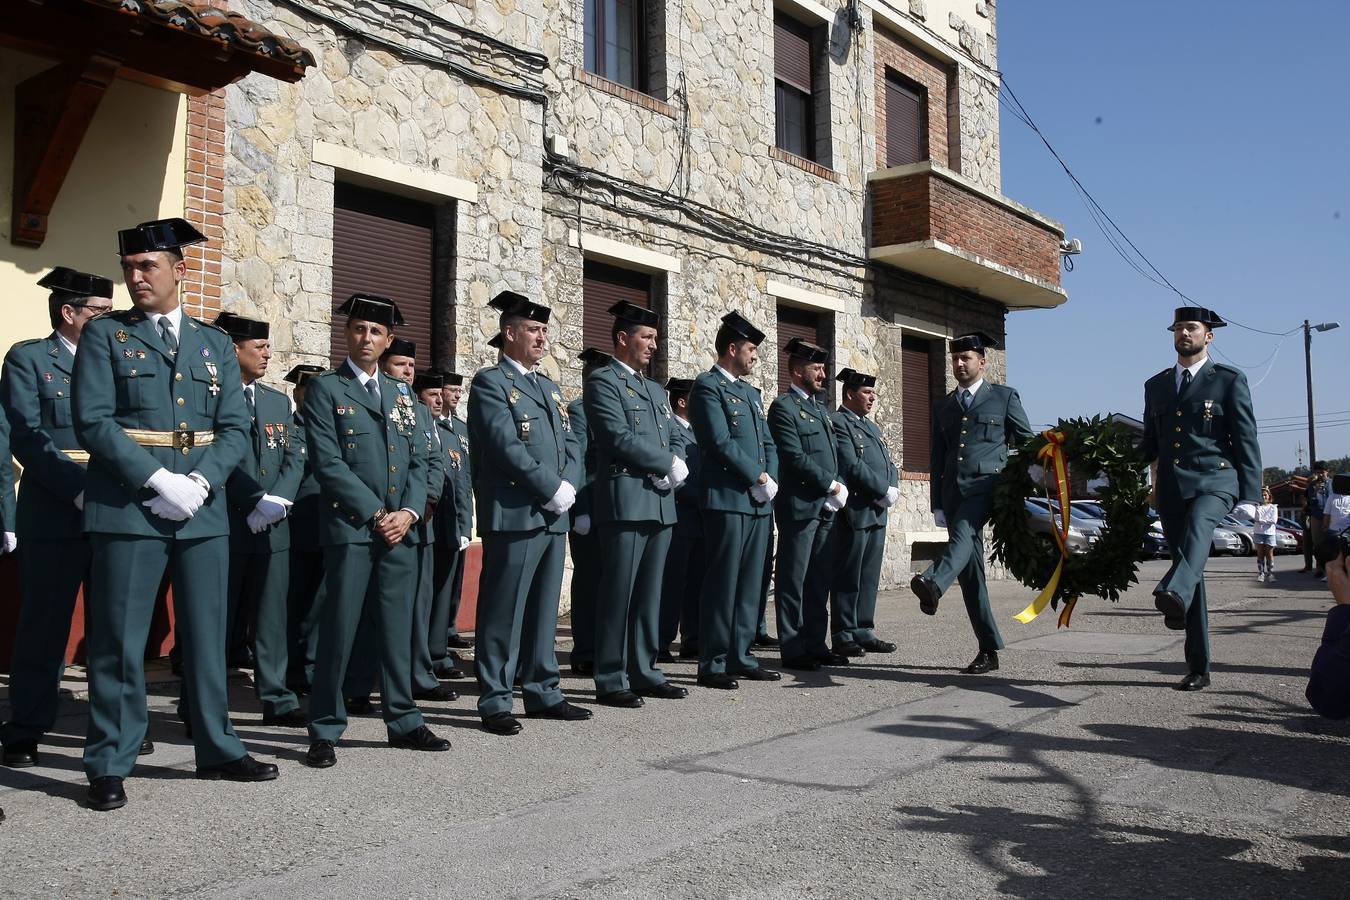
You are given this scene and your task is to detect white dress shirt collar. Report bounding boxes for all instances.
[502,354,533,378]
[345,358,378,388]
[613,358,636,377]
[714,364,739,383]
[959,379,984,402]
[1175,356,1209,390]
[55,331,78,358]
[147,305,183,334]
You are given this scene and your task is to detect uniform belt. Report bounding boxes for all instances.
[62,449,90,463]
[122,427,215,455]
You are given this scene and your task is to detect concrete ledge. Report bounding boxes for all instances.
[904,529,948,544]
[771,0,837,27]
[567,229,682,273]
[766,279,846,313]
[312,141,478,204]
[869,239,1068,310]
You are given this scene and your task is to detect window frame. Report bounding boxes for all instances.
[584,0,650,93]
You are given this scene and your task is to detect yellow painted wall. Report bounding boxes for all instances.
[0,50,187,342]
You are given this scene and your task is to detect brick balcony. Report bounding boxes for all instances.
[868,161,1067,309]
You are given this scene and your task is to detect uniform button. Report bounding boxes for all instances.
[176,397,185,406]
[1175,426,1181,433]
[389,486,397,493]
[961,430,967,435]
[332,502,339,508]
[1173,458,1180,464]
[1173,442,1180,448]
[958,456,964,462]
[179,422,188,429]
[260,467,267,476]
[390,466,397,472]
[959,443,965,448]
[346,428,354,435]
[1176,411,1182,417]
[389,445,395,452]
[57,391,63,397]
[175,373,183,382]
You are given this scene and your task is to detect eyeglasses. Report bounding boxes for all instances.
[74,304,114,316]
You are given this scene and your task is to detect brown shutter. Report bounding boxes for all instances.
[901,335,933,472]
[331,183,435,369]
[886,73,925,167]
[582,260,651,354]
[775,304,827,397]
[774,13,813,95]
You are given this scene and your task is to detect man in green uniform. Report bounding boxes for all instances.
[75,218,277,811]
[282,364,326,695]
[302,295,450,768]
[658,378,703,660]
[468,290,587,735]
[585,302,689,705]
[213,313,306,727]
[431,371,472,674]
[768,338,848,671]
[911,332,1033,675]
[1143,307,1261,691]
[566,347,609,677]
[688,311,781,689]
[1,269,118,769]
[830,369,900,656]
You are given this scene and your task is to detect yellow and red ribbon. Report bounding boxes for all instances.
[1015,430,1080,626]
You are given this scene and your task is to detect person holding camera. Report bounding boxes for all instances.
[1305,462,1331,578]
[1307,536,1350,719]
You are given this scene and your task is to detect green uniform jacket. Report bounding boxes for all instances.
[412,399,447,546]
[768,389,838,521]
[2,334,85,540]
[1141,359,1261,506]
[567,397,596,520]
[583,360,681,526]
[930,382,1032,513]
[467,361,581,535]
[288,416,320,553]
[433,415,472,544]
[832,407,899,530]
[0,409,15,532]
[671,417,701,512]
[73,310,249,539]
[688,369,777,516]
[301,363,427,547]
[226,382,304,554]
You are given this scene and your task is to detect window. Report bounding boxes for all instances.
[900,334,937,472]
[582,260,655,374]
[774,12,816,161]
[330,183,438,369]
[584,0,648,92]
[775,304,829,398]
[885,71,926,167]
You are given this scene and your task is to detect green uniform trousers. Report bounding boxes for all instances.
[698,511,770,676]
[84,534,245,778]
[567,530,599,666]
[308,540,423,743]
[475,529,567,716]
[286,548,324,691]
[1,539,90,746]
[773,512,835,660]
[831,520,886,645]
[347,542,439,696]
[658,513,704,651]
[923,492,1004,653]
[410,544,440,693]
[231,549,298,717]
[594,522,672,694]
[1157,492,1231,675]
[429,542,465,672]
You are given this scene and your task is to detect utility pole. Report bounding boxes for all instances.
[1304,320,1317,465]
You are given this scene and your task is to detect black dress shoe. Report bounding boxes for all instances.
[1153,589,1186,621]
[859,638,898,654]
[413,683,459,702]
[87,776,126,811]
[678,643,700,659]
[197,754,279,781]
[526,700,593,720]
[482,712,523,735]
[781,656,821,671]
[963,651,999,674]
[1175,672,1210,691]
[815,651,850,666]
[635,681,688,700]
[139,739,155,756]
[306,741,336,768]
[433,665,467,680]
[835,642,867,658]
[388,724,451,751]
[3,741,38,768]
[570,661,595,677]
[446,634,474,650]
[656,650,676,664]
[697,673,739,690]
[287,681,312,697]
[597,689,645,708]
[262,709,308,728]
[751,635,780,648]
[736,667,782,682]
[344,696,374,715]
[911,574,941,615]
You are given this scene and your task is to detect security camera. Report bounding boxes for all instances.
[1059,238,1083,255]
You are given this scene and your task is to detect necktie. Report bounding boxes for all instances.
[961,389,972,410]
[365,377,380,404]
[158,318,178,357]
[1181,369,1192,391]
[245,384,255,412]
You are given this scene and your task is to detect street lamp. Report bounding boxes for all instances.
[1304,319,1340,465]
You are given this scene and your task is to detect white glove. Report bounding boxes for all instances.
[670,455,689,487]
[1028,464,1046,485]
[749,476,778,503]
[145,468,208,518]
[457,536,471,552]
[934,509,947,528]
[1,532,15,554]
[823,482,848,512]
[256,494,291,524]
[1234,502,1257,519]
[73,491,84,511]
[246,508,270,534]
[542,480,577,514]
[572,513,592,535]
[882,486,900,508]
[143,495,191,522]
[649,474,674,491]
[762,476,778,502]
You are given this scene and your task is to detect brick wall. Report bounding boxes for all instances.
[873,26,954,170]
[181,90,225,320]
[870,169,1062,285]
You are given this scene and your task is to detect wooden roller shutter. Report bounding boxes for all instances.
[773,13,813,94]
[885,72,925,168]
[330,182,435,369]
[775,303,826,398]
[901,334,934,472]
[582,260,653,374]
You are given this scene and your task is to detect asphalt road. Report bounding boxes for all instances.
[1,555,1347,899]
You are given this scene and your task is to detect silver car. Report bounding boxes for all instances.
[1221,512,1297,556]
[1024,499,1099,553]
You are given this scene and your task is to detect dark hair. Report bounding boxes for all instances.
[1314,460,1328,471]
[669,390,690,408]
[48,292,93,329]
[499,313,523,332]
[842,382,873,401]
[611,319,644,346]
[715,325,747,358]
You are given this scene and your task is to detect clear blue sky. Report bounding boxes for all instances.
[998,2,1349,471]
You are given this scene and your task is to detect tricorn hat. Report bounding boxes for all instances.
[213,311,270,342]
[117,218,207,256]
[489,289,551,324]
[949,332,998,355]
[719,311,765,346]
[1168,306,1226,330]
[579,347,612,368]
[665,377,695,395]
[284,364,325,386]
[784,337,829,363]
[381,337,417,360]
[440,371,465,386]
[38,266,113,300]
[608,301,660,329]
[412,372,444,392]
[337,293,405,328]
[836,368,877,388]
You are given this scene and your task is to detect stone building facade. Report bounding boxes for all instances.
[193,0,1067,597]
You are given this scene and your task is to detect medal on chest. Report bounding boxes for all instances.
[264,423,277,449]
[204,362,220,396]
[1203,399,1213,421]
[553,391,571,432]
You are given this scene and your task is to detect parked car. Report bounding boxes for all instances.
[1143,523,1170,559]
[1220,512,1298,557]
[1212,525,1245,556]
[1023,499,1098,553]
[1276,516,1304,555]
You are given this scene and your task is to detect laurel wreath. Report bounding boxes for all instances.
[990,416,1151,609]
